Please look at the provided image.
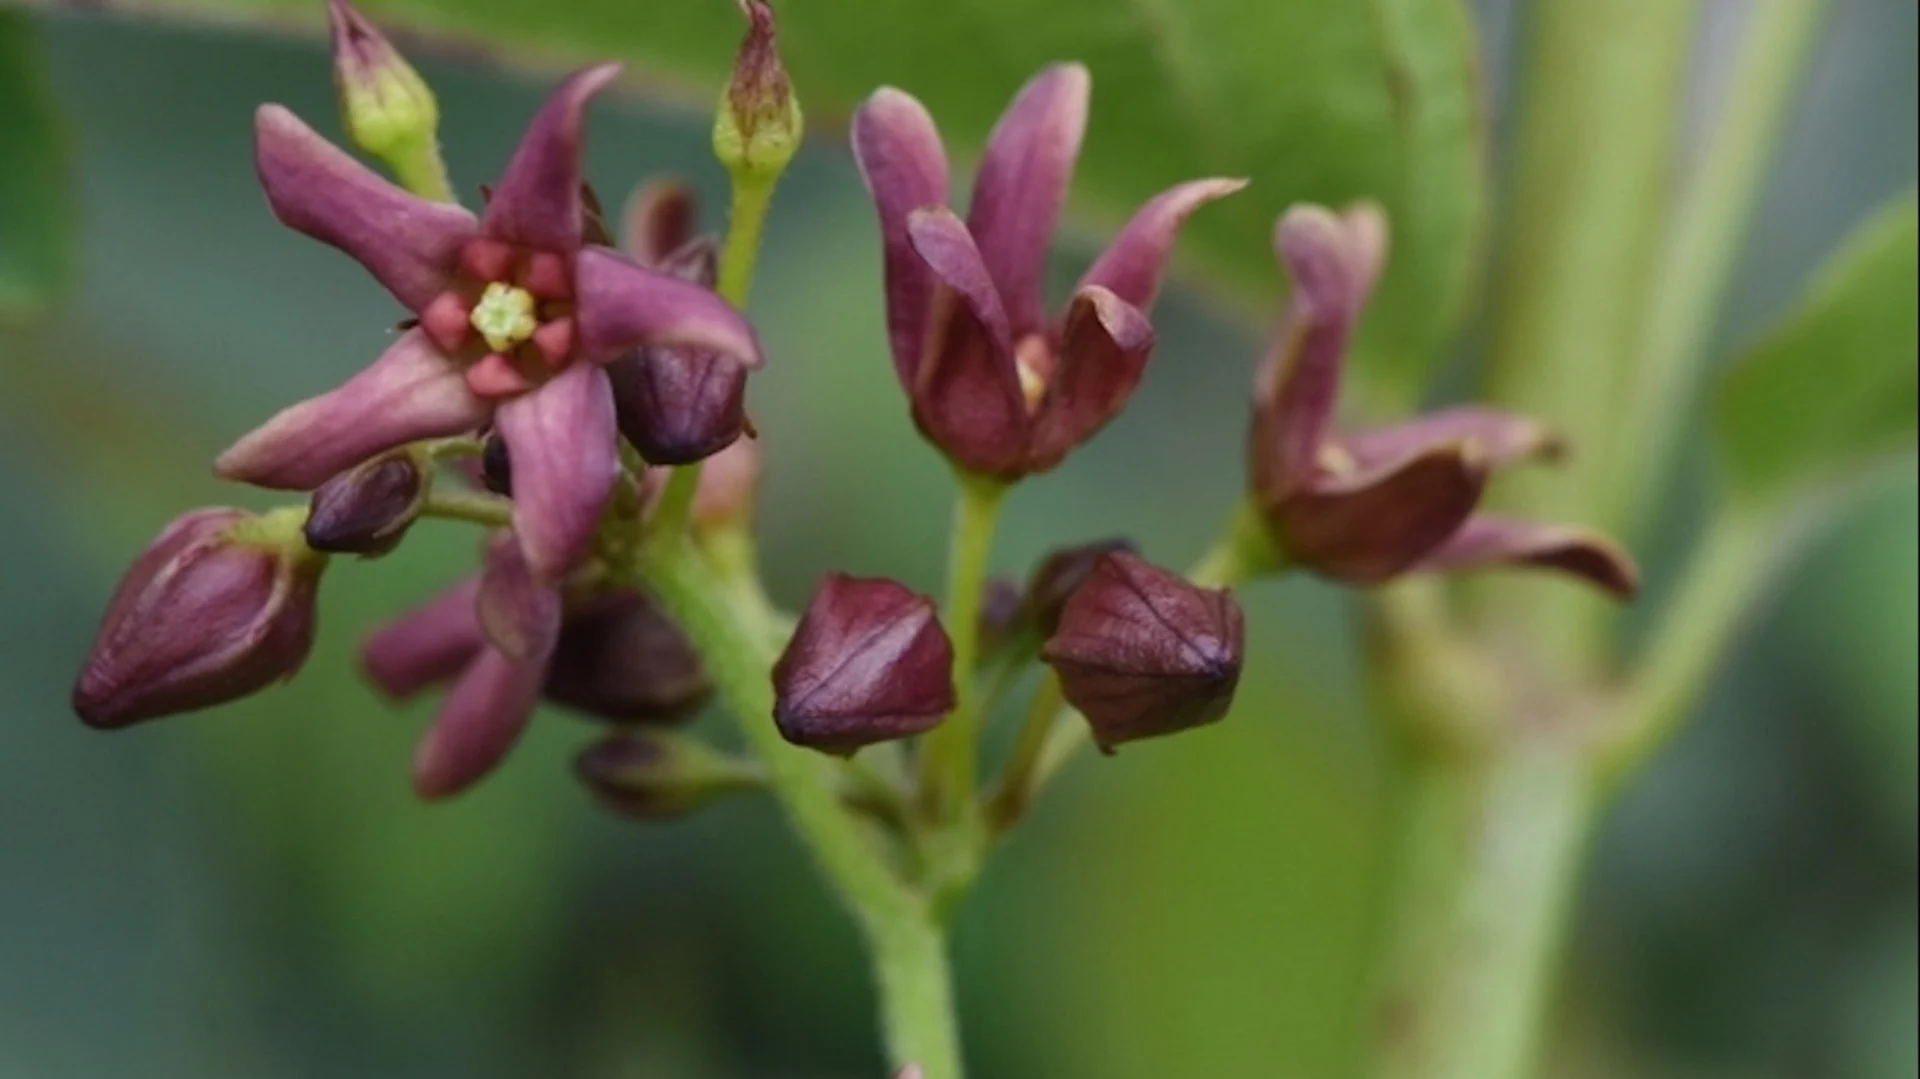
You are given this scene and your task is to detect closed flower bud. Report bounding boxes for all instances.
[773,574,955,756]
[574,729,763,820]
[607,238,751,465]
[327,0,441,173]
[545,590,711,723]
[713,0,802,182]
[1024,537,1137,637]
[303,450,429,554]
[73,508,325,729]
[480,430,513,496]
[1042,551,1243,752]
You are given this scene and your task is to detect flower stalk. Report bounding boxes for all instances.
[919,472,1007,819]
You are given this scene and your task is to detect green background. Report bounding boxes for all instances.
[0,1,1913,1076]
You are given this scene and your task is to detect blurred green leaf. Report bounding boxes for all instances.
[23,0,1485,396]
[0,10,74,321]
[1714,195,1919,503]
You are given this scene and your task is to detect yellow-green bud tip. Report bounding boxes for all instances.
[329,0,440,159]
[713,0,803,180]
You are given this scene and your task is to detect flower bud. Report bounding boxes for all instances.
[712,0,803,182]
[480,430,513,496]
[1023,537,1138,637]
[606,238,750,465]
[976,576,1025,659]
[1042,552,1243,752]
[303,450,429,555]
[574,729,763,820]
[73,508,325,729]
[773,574,955,756]
[544,590,711,723]
[327,0,442,177]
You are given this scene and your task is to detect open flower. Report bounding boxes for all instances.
[852,64,1245,478]
[217,64,763,581]
[1248,204,1639,598]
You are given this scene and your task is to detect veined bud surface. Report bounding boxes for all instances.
[772,573,954,756]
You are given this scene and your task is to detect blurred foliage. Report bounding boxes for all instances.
[0,4,1912,1079]
[1715,195,1918,506]
[0,10,73,320]
[8,0,1486,402]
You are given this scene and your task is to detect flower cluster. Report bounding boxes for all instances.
[72,0,1635,827]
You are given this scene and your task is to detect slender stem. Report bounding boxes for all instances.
[1604,0,1831,543]
[632,534,964,1078]
[418,489,512,529]
[1367,741,1597,1079]
[717,172,775,310]
[918,472,1008,819]
[984,671,1065,833]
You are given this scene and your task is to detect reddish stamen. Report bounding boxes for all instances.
[531,317,576,366]
[460,238,516,282]
[521,251,572,300]
[420,291,474,352]
[465,352,534,398]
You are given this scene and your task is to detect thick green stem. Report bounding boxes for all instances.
[1470,0,1700,673]
[634,535,964,1078]
[1367,741,1597,1079]
[918,473,1007,819]
[1604,0,1831,542]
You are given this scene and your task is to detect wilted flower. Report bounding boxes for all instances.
[74,508,324,728]
[852,64,1245,478]
[1042,551,1243,752]
[1248,204,1639,598]
[772,574,955,755]
[574,728,763,820]
[304,449,429,554]
[216,62,763,581]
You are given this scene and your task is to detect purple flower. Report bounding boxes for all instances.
[851,64,1245,478]
[217,64,764,581]
[73,509,324,728]
[1248,204,1640,598]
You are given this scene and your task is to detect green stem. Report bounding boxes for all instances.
[418,489,512,529]
[389,133,454,204]
[1604,0,1831,541]
[984,671,1065,833]
[717,172,775,309]
[633,534,964,1078]
[918,473,1008,819]
[1470,0,1700,674]
[1367,741,1597,1079]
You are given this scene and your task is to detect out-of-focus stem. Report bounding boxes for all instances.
[918,472,1007,820]
[418,489,511,529]
[984,671,1065,833]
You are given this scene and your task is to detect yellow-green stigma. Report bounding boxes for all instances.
[469,282,538,352]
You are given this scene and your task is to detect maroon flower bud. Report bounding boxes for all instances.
[480,429,512,496]
[574,729,763,820]
[1042,552,1243,752]
[73,508,325,729]
[1024,537,1137,636]
[606,237,750,465]
[303,450,428,554]
[976,576,1026,659]
[544,590,711,722]
[772,574,955,756]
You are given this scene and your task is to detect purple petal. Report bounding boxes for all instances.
[361,577,485,699]
[484,63,623,252]
[621,178,698,266]
[1027,286,1154,471]
[1274,441,1487,583]
[411,647,547,799]
[574,246,763,368]
[1250,203,1390,493]
[476,534,564,662]
[966,63,1089,336]
[851,87,951,387]
[1340,407,1562,473]
[905,206,1029,476]
[216,329,490,490]
[255,104,476,312]
[494,363,619,582]
[1416,515,1641,599]
[1078,177,1247,309]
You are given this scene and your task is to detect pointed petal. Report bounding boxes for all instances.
[361,578,485,699]
[1250,203,1391,494]
[621,178,697,266]
[483,63,623,251]
[493,364,618,582]
[1339,407,1562,474]
[905,207,1028,476]
[412,647,547,799]
[216,329,490,490]
[851,87,951,386]
[255,104,475,311]
[476,534,564,661]
[1028,286,1154,471]
[1078,177,1247,309]
[1416,515,1641,599]
[966,63,1089,335]
[1275,441,1488,583]
[574,246,763,368]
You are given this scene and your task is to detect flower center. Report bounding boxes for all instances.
[469,282,539,353]
[1015,334,1053,414]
